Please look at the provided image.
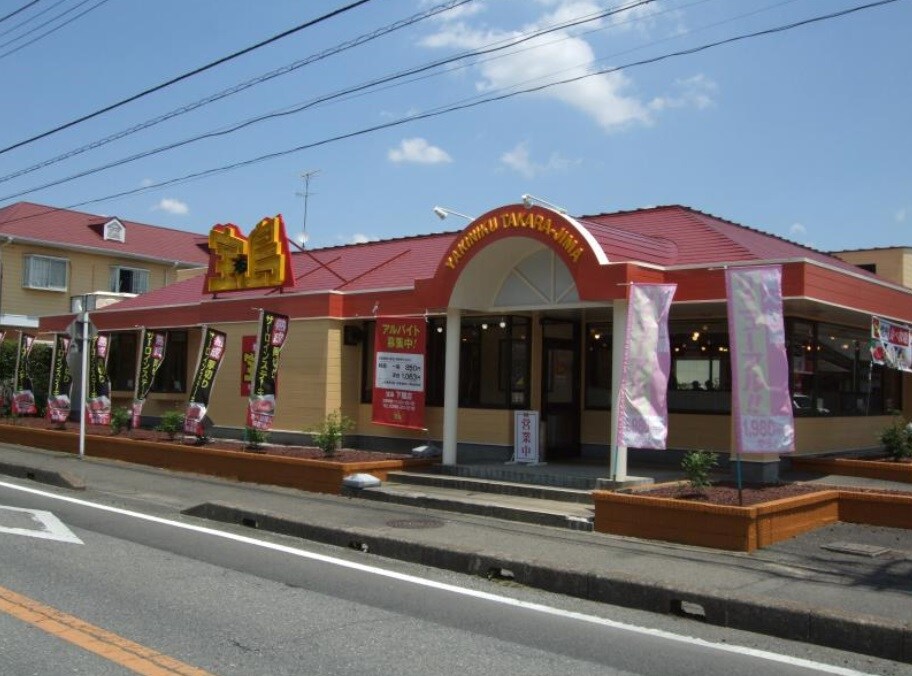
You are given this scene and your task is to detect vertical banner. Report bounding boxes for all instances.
[246,311,289,431]
[0,330,6,409]
[86,334,111,425]
[47,334,72,423]
[372,316,426,429]
[617,284,676,448]
[240,335,257,396]
[870,316,912,372]
[132,329,169,428]
[513,410,540,464]
[12,332,37,415]
[726,266,794,454]
[184,328,227,436]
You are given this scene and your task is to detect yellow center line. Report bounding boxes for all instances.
[0,584,214,676]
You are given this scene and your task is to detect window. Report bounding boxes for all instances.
[585,323,612,409]
[110,266,149,294]
[103,218,125,242]
[22,255,68,291]
[107,332,138,391]
[151,330,187,393]
[360,322,375,404]
[788,320,899,416]
[668,320,732,413]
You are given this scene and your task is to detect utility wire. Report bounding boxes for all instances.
[0,1,41,27]
[0,0,110,61]
[0,0,93,50]
[0,0,475,185]
[0,0,66,39]
[0,0,377,157]
[0,0,901,223]
[0,0,653,197]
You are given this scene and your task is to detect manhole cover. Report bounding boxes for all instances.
[386,518,445,529]
[822,541,891,558]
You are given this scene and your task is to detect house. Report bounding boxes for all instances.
[38,202,912,481]
[0,201,209,331]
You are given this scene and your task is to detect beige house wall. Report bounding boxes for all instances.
[832,248,911,288]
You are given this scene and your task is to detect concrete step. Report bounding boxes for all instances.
[384,470,595,504]
[343,481,595,531]
[431,464,603,490]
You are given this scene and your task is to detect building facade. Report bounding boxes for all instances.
[40,203,912,480]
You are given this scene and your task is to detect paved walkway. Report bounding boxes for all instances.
[0,442,910,663]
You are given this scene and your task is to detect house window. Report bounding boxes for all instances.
[110,266,149,294]
[22,255,68,291]
[103,218,125,242]
[151,330,187,393]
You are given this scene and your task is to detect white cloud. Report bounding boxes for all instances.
[789,223,807,239]
[140,178,154,187]
[340,233,378,245]
[421,0,485,22]
[501,141,575,179]
[388,137,453,164]
[649,74,717,112]
[154,198,189,215]
[896,207,908,223]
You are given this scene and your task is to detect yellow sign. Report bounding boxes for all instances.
[205,215,294,293]
[444,210,585,270]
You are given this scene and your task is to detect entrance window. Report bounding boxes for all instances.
[585,323,612,409]
[150,330,187,393]
[108,332,138,391]
[460,316,530,409]
[668,321,732,413]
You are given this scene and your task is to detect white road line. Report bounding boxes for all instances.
[0,505,83,544]
[0,480,876,676]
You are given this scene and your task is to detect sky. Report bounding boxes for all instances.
[1,0,909,252]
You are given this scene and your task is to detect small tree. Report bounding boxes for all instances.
[681,450,718,492]
[110,407,131,435]
[880,416,912,461]
[244,426,269,451]
[155,410,184,441]
[310,410,354,457]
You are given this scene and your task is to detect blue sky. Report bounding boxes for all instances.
[1,0,909,251]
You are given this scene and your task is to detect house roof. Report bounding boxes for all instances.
[0,201,210,265]
[73,204,895,318]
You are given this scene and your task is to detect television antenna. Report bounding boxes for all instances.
[295,170,320,248]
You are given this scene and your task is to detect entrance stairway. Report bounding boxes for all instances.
[345,463,657,532]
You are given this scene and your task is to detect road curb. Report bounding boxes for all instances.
[0,461,86,491]
[182,501,911,663]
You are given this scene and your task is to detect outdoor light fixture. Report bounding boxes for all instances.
[433,206,475,221]
[521,193,567,214]
[499,319,507,329]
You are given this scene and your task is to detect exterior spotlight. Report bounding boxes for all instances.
[499,319,507,329]
[481,322,488,330]
[520,193,567,214]
[433,206,474,221]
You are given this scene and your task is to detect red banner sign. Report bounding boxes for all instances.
[371,317,426,430]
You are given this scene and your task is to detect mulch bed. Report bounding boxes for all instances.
[639,482,824,507]
[2,415,412,463]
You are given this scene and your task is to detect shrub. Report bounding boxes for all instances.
[879,416,912,461]
[110,407,131,435]
[310,410,354,457]
[681,450,718,492]
[244,426,269,451]
[155,410,184,441]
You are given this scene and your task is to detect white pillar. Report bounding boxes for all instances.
[442,306,461,465]
[609,300,628,481]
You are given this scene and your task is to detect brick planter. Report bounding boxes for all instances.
[792,456,912,484]
[592,489,912,552]
[0,424,432,494]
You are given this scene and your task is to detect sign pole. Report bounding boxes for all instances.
[78,311,89,460]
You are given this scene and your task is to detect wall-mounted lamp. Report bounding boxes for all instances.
[498,318,507,329]
[521,193,567,214]
[433,206,475,222]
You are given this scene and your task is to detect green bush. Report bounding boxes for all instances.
[880,416,912,461]
[681,450,718,492]
[155,410,184,441]
[309,410,354,457]
[110,407,131,435]
[244,426,269,451]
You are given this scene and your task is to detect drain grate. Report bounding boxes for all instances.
[822,541,891,558]
[386,518,445,529]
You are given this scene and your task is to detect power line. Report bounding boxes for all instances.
[0,0,475,186]
[0,0,377,157]
[0,0,110,62]
[0,0,651,198]
[0,1,41,27]
[0,0,901,224]
[0,0,66,40]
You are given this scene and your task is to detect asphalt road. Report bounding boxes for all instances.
[0,479,900,676]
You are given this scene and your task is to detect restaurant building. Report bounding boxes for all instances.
[40,203,912,481]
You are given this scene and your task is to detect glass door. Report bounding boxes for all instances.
[541,321,580,459]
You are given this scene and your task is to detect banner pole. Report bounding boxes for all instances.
[736,450,743,506]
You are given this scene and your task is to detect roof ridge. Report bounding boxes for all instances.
[295,228,459,254]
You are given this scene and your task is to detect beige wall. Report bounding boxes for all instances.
[1,242,196,322]
[832,248,912,288]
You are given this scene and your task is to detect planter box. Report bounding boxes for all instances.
[0,424,431,495]
[793,456,912,484]
[593,488,912,552]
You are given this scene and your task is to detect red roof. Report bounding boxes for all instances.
[79,205,886,317]
[0,201,209,265]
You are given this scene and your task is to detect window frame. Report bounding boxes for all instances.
[110,265,150,294]
[22,254,69,292]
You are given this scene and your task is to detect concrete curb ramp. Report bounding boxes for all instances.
[0,461,85,490]
[183,501,912,664]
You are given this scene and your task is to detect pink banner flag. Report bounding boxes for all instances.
[726,266,794,454]
[617,284,676,449]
